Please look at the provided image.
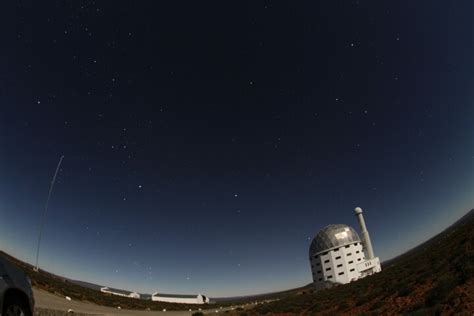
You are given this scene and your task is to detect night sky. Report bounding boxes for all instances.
[1,1,473,297]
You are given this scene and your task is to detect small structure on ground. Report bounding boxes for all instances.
[100,286,141,299]
[152,292,210,304]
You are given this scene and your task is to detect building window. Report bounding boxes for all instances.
[327,275,333,279]
[322,251,328,255]
[345,245,350,248]
[318,278,322,281]
[324,259,330,263]
[338,272,344,275]
[347,253,352,256]
[325,267,331,271]
[348,261,354,264]
[335,256,341,260]
[356,251,360,254]
[357,258,361,261]
[337,264,343,268]
[334,248,339,252]
[317,270,321,274]
[316,262,320,266]
[350,268,355,272]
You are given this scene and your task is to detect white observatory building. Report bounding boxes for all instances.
[151,293,210,304]
[309,207,381,290]
[100,286,141,299]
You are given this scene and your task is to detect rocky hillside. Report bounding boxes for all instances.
[236,209,474,315]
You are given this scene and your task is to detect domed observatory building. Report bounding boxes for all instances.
[309,207,381,290]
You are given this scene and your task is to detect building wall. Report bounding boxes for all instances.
[151,294,207,304]
[100,287,140,299]
[356,257,381,276]
[310,242,365,289]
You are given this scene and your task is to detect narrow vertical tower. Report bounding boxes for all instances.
[354,207,374,259]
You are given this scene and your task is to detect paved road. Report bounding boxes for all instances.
[33,289,237,316]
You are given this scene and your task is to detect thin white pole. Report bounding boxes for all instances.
[34,155,64,271]
[354,207,375,259]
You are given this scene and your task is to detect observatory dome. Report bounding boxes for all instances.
[309,224,361,256]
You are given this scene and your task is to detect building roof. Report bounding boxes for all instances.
[309,224,361,256]
[152,293,200,298]
[101,286,137,295]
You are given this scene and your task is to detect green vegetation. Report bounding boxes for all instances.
[0,251,214,311]
[424,274,458,307]
[2,209,473,314]
[236,209,474,315]
[0,254,308,312]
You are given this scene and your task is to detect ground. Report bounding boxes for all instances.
[33,288,240,315]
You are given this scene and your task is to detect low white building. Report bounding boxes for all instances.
[151,293,210,304]
[309,207,381,290]
[100,286,141,299]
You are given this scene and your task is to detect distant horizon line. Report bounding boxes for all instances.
[2,207,472,299]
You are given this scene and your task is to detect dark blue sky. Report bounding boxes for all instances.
[0,1,473,296]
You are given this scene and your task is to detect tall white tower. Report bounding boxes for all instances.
[354,207,374,259]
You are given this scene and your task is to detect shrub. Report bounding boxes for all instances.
[355,294,370,306]
[370,300,384,311]
[338,301,349,310]
[308,303,321,312]
[425,275,458,307]
[397,284,414,297]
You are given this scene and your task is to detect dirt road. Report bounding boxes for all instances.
[33,289,234,316]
